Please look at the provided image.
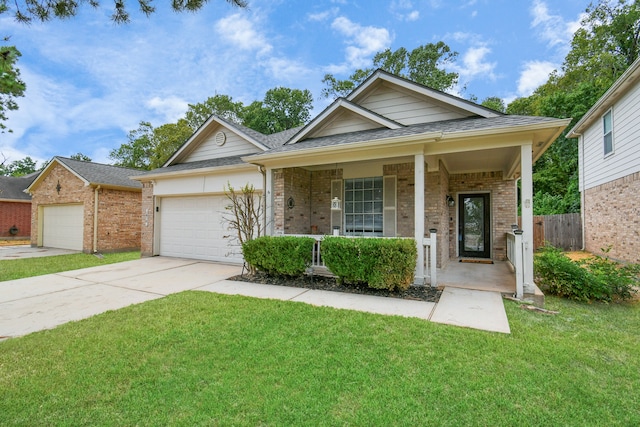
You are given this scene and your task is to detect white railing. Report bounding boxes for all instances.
[506,230,524,299]
[282,233,436,286]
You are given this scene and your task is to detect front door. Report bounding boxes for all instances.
[459,193,491,258]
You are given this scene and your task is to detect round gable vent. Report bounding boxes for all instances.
[215,131,226,146]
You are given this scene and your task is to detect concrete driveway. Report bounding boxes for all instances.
[0,257,510,340]
[0,245,79,260]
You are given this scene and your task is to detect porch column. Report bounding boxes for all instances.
[265,167,274,236]
[415,153,425,284]
[521,144,535,293]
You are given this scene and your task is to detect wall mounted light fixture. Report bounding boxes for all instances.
[446,195,455,207]
[331,197,341,210]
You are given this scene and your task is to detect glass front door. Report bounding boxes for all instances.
[459,193,491,258]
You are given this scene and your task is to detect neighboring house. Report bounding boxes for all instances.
[134,70,570,295]
[567,57,640,264]
[0,173,38,239]
[26,157,147,253]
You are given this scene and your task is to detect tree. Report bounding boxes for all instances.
[70,153,92,162]
[506,0,640,215]
[0,43,26,132]
[2,0,247,24]
[0,155,37,176]
[480,96,506,113]
[321,43,459,98]
[185,94,244,130]
[242,87,313,134]
[109,119,192,170]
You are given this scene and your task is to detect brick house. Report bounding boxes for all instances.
[0,173,37,239]
[134,70,569,294]
[567,57,640,264]
[26,157,146,253]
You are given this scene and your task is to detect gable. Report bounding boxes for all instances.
[182,124,263,163]
[356,82,472,125]
[308,110,386,138]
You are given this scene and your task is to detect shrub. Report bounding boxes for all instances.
[321,237,417,291]
[242,236,315,277]
[534,245,639,303]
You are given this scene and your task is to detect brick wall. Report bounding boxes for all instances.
[583,171,640,263]
[384,163,414,237]
[283,168,312,234]
[140,182,155,257]
[31,163,141,253]
[0,201,31,238]
[96,188,141,252]
[310,169,342,235]
[448,171,516,261]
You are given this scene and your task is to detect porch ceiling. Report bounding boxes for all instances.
[439,146,520,176]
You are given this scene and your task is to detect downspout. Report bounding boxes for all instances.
[579,134,586,250]
[93,185,101,253]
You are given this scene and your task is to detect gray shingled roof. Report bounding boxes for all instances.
[55,157,145,189]
[0,174,37,200]
[260,115,563,155]
[146,156,246,174]
[213,115,303,149]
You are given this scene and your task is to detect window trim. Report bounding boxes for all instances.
[603,108,614,157]
[343,176,384,236]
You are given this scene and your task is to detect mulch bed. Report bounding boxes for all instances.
[229,272,441,303]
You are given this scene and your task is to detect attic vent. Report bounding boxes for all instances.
[215,131,226,146]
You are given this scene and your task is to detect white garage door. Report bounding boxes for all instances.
[159,196,242,263]
[42,204,84,251]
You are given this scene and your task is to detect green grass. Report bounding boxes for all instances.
[1,292,638,425]
[0,252,141,282]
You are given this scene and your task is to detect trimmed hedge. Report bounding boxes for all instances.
[321,237,417,291]
[242,236,315,277]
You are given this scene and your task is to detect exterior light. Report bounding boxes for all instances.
[331,197,341,210]
[446,195,455,207]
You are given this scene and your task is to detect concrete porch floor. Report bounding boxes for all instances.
[437,260,516,295]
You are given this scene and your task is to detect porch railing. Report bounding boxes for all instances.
[506,230,524,299]
[282,234,437,287]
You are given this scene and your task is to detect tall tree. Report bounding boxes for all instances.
[109,119,193,170]
[506,0,640,215]
[242,87,313,134]
[0,42,26,132]
[2,0,247,24]
[321,43,459,98]
[0,155,37,176]
[185,94,244,130]
[70,153,92,162]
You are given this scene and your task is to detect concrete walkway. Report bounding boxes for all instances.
[0,245,79,260]
[0,257,510,340]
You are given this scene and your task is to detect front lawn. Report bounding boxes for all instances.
[0,252,141,282]
[1,292,638,425]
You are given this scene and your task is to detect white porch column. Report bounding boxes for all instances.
[415,153,425,284]
[265,167,274,236]
[520,144,535,293]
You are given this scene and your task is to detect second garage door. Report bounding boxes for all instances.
[159,196,242,263]
[42,204,84,251]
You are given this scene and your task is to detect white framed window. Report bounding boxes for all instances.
[344,177,383,236]
[603,109,613,156]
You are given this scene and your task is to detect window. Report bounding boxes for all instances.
[603,110,613,156]
[344,177,383,236]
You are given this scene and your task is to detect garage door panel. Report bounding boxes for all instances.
[42,205,84,251]
[159,196,242,263]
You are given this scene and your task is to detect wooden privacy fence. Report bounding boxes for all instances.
[519,213,582,251]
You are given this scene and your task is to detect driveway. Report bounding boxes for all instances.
[0,245,79,260]
[0,257,510,339]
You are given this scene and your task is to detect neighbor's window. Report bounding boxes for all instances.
[603,110,613,156]
[344,177,383,236]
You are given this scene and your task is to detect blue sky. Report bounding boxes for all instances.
[1,0,588,166]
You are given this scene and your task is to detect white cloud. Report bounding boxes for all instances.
[146,96,189,124]
[264,57,311,82]
[530,0,581,53]
[448,33,497,82]
[308,8,339,22]
[215,13,273,55]
[517,60,557,96]
[390,0,420,21]
[329,16,393,70]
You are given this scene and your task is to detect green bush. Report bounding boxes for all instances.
[242,236,315,277]
[534,245,639,303]
[321,237,417,291]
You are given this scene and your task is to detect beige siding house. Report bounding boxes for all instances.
[136,70,570,297]
[568,57,640,263]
